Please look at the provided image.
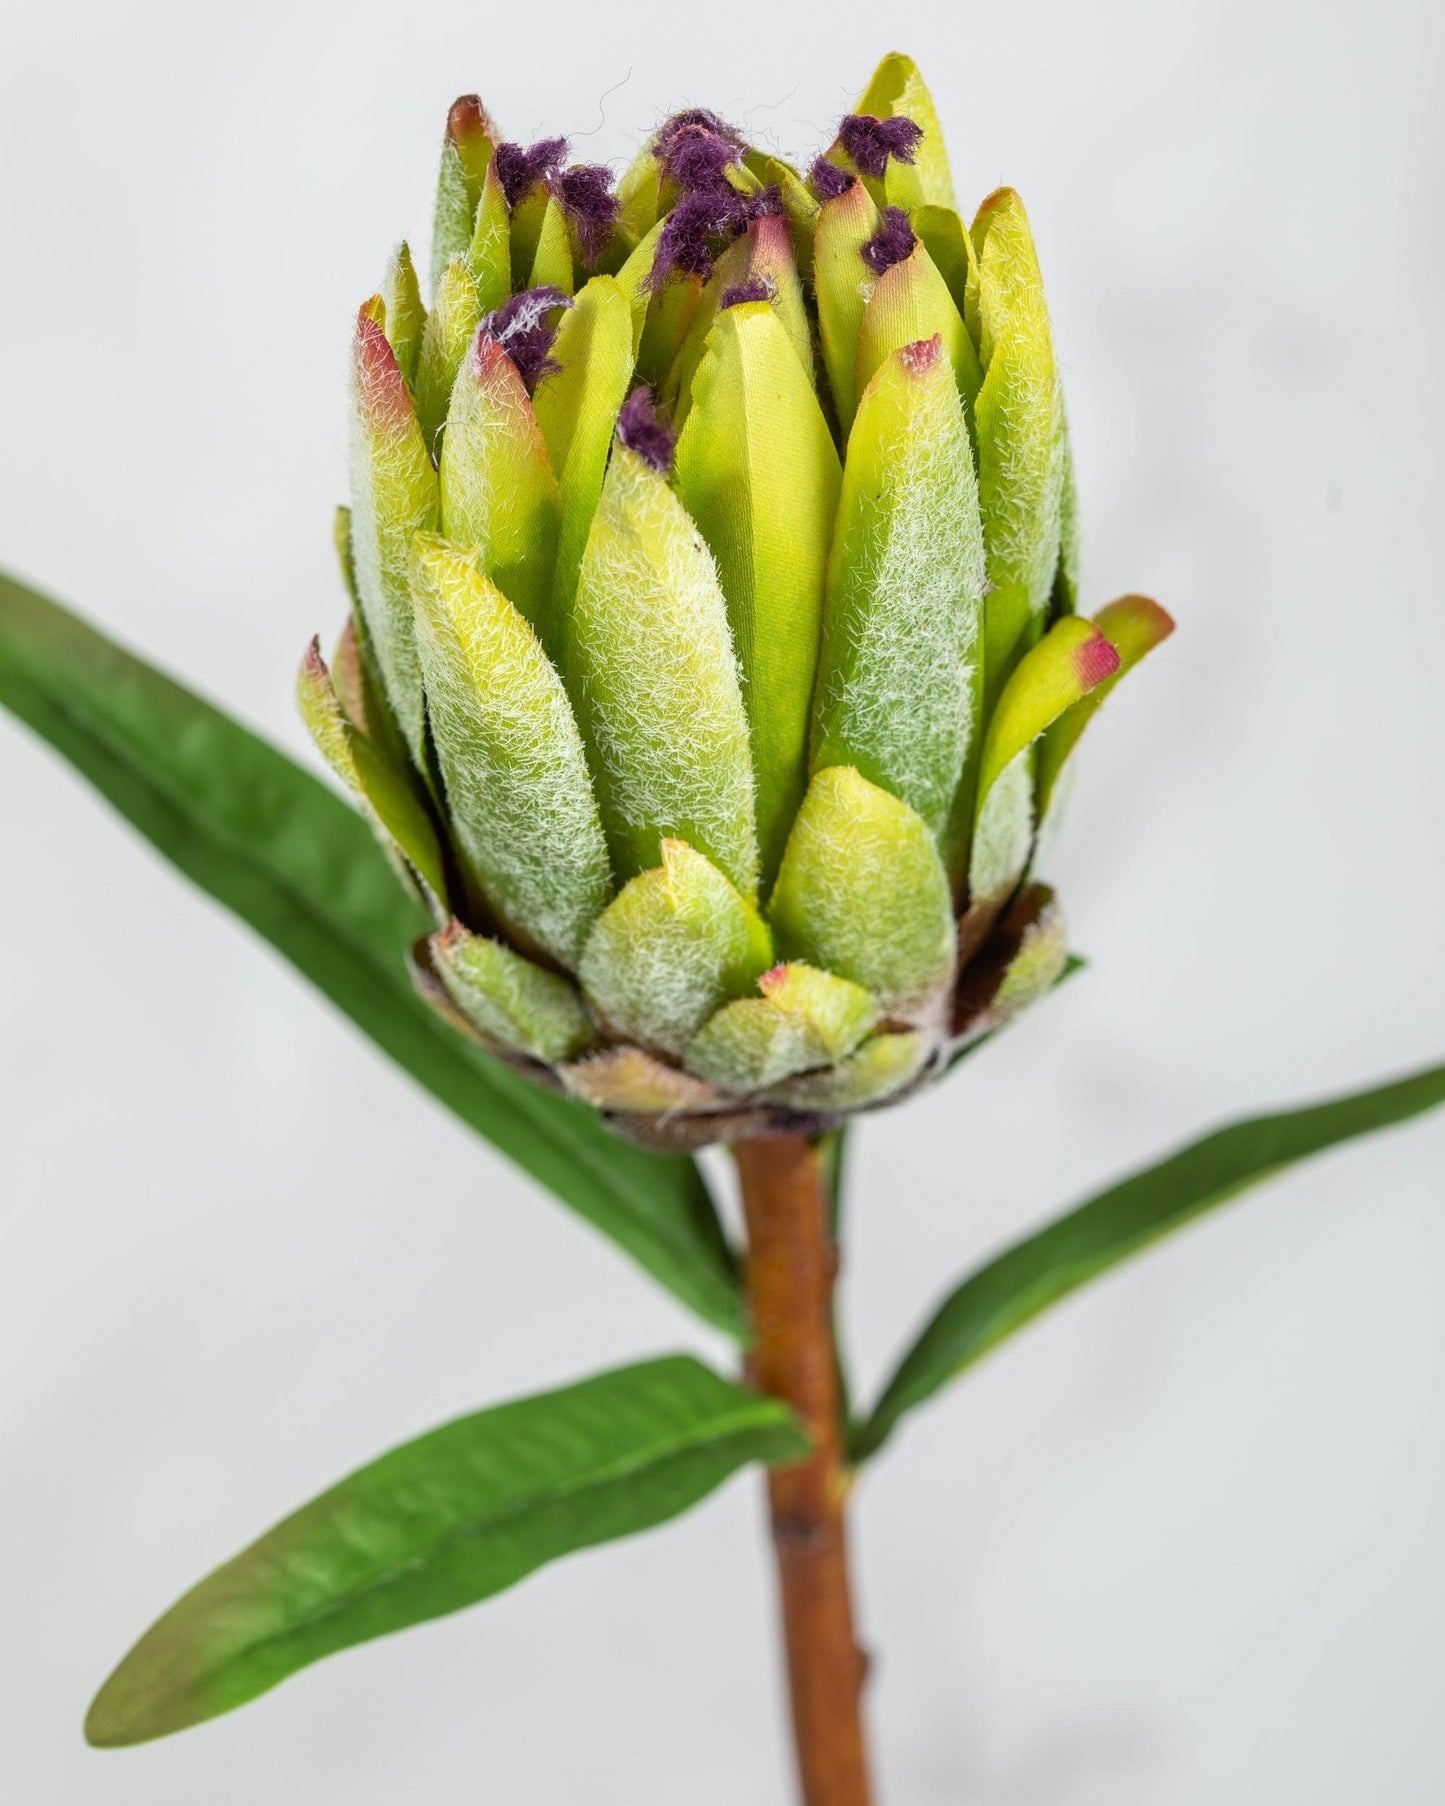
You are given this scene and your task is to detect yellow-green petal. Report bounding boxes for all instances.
[467,159,512,314]
[438,331,562,654]
[409,535,612,966]
[578,838,773,1057]
[415,258,483,456]
[1036,595,1175,819]
[347,307,439,772]
[855,239,981,407]
[296,638,447,913]
[674,302,841,886]
[568,443,759,898]
[533,275,637,632]
[430,920,594,1062]
[757,962,878,1060]
[764,1029,929,1112]
[814,335,984,838]
[815,179,881,435]
[855,52,956,211]
[380,242,425,389]
[771,765,956,1018]
[684,999,824,1095]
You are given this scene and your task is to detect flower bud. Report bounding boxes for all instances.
[304,58,1172,1146]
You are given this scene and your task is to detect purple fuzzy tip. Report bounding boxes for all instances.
[861,205,917,276]
[838,113,925,180]
[721,275,770,309]
[664,128,739,192]
[556,162,621,263]
[653,108,744,160]
[650,185,752,288]
[809,155,855,203]
[750,183,783,218]
[482,285,573,390]
[493,136,568,207]
[616,386,677,472]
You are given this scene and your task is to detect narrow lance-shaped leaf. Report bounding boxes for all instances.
[0,569,744,1333]
[86,1355,806,1746]
[568,439,760,899]
[855,51,957,211]
[438,329,563,655]
[579,838,773,1058]
[675,301,842,887]
[533,274,636,630]
[771,765,956,1019]
[854,1060,1445,1460]
[409,535,613,967]
[814,335,984,846]
[347,307,439,774]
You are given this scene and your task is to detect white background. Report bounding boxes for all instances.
[2,2,1443,1801]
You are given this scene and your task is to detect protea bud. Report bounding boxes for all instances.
[305,52,1173,1152]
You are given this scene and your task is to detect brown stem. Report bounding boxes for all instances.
[735,1135,873,1806]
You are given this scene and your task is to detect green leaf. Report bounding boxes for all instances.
[853,1060,1445,1460]
[674,300,841,886]
[86,1355,804,1745]
[0,568,745,1335]
[467,158,512,314]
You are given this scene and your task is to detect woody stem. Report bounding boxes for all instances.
[734,1134,873,1806]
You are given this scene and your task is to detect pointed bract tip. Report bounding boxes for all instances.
[976,184,1023,219]
[1100,594,1176,643]
[1073,627,1123,691]
[898,333,943,376]
[757,964,792,996]
[839,112,924,178]
[447,94,495,146]
[436,918,470,954]
[616,386,677,473]
[861,205,916,275]
[352,307,413,432]
[299,634,326,678]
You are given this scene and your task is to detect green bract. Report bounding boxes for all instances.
[310,53,1174,1150]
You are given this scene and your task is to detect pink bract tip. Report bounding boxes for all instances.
[758,965,791,996]
[353,309,413,434]
[898,334,943,377]
[447,94,493,146]
[1074,629,1123,691]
